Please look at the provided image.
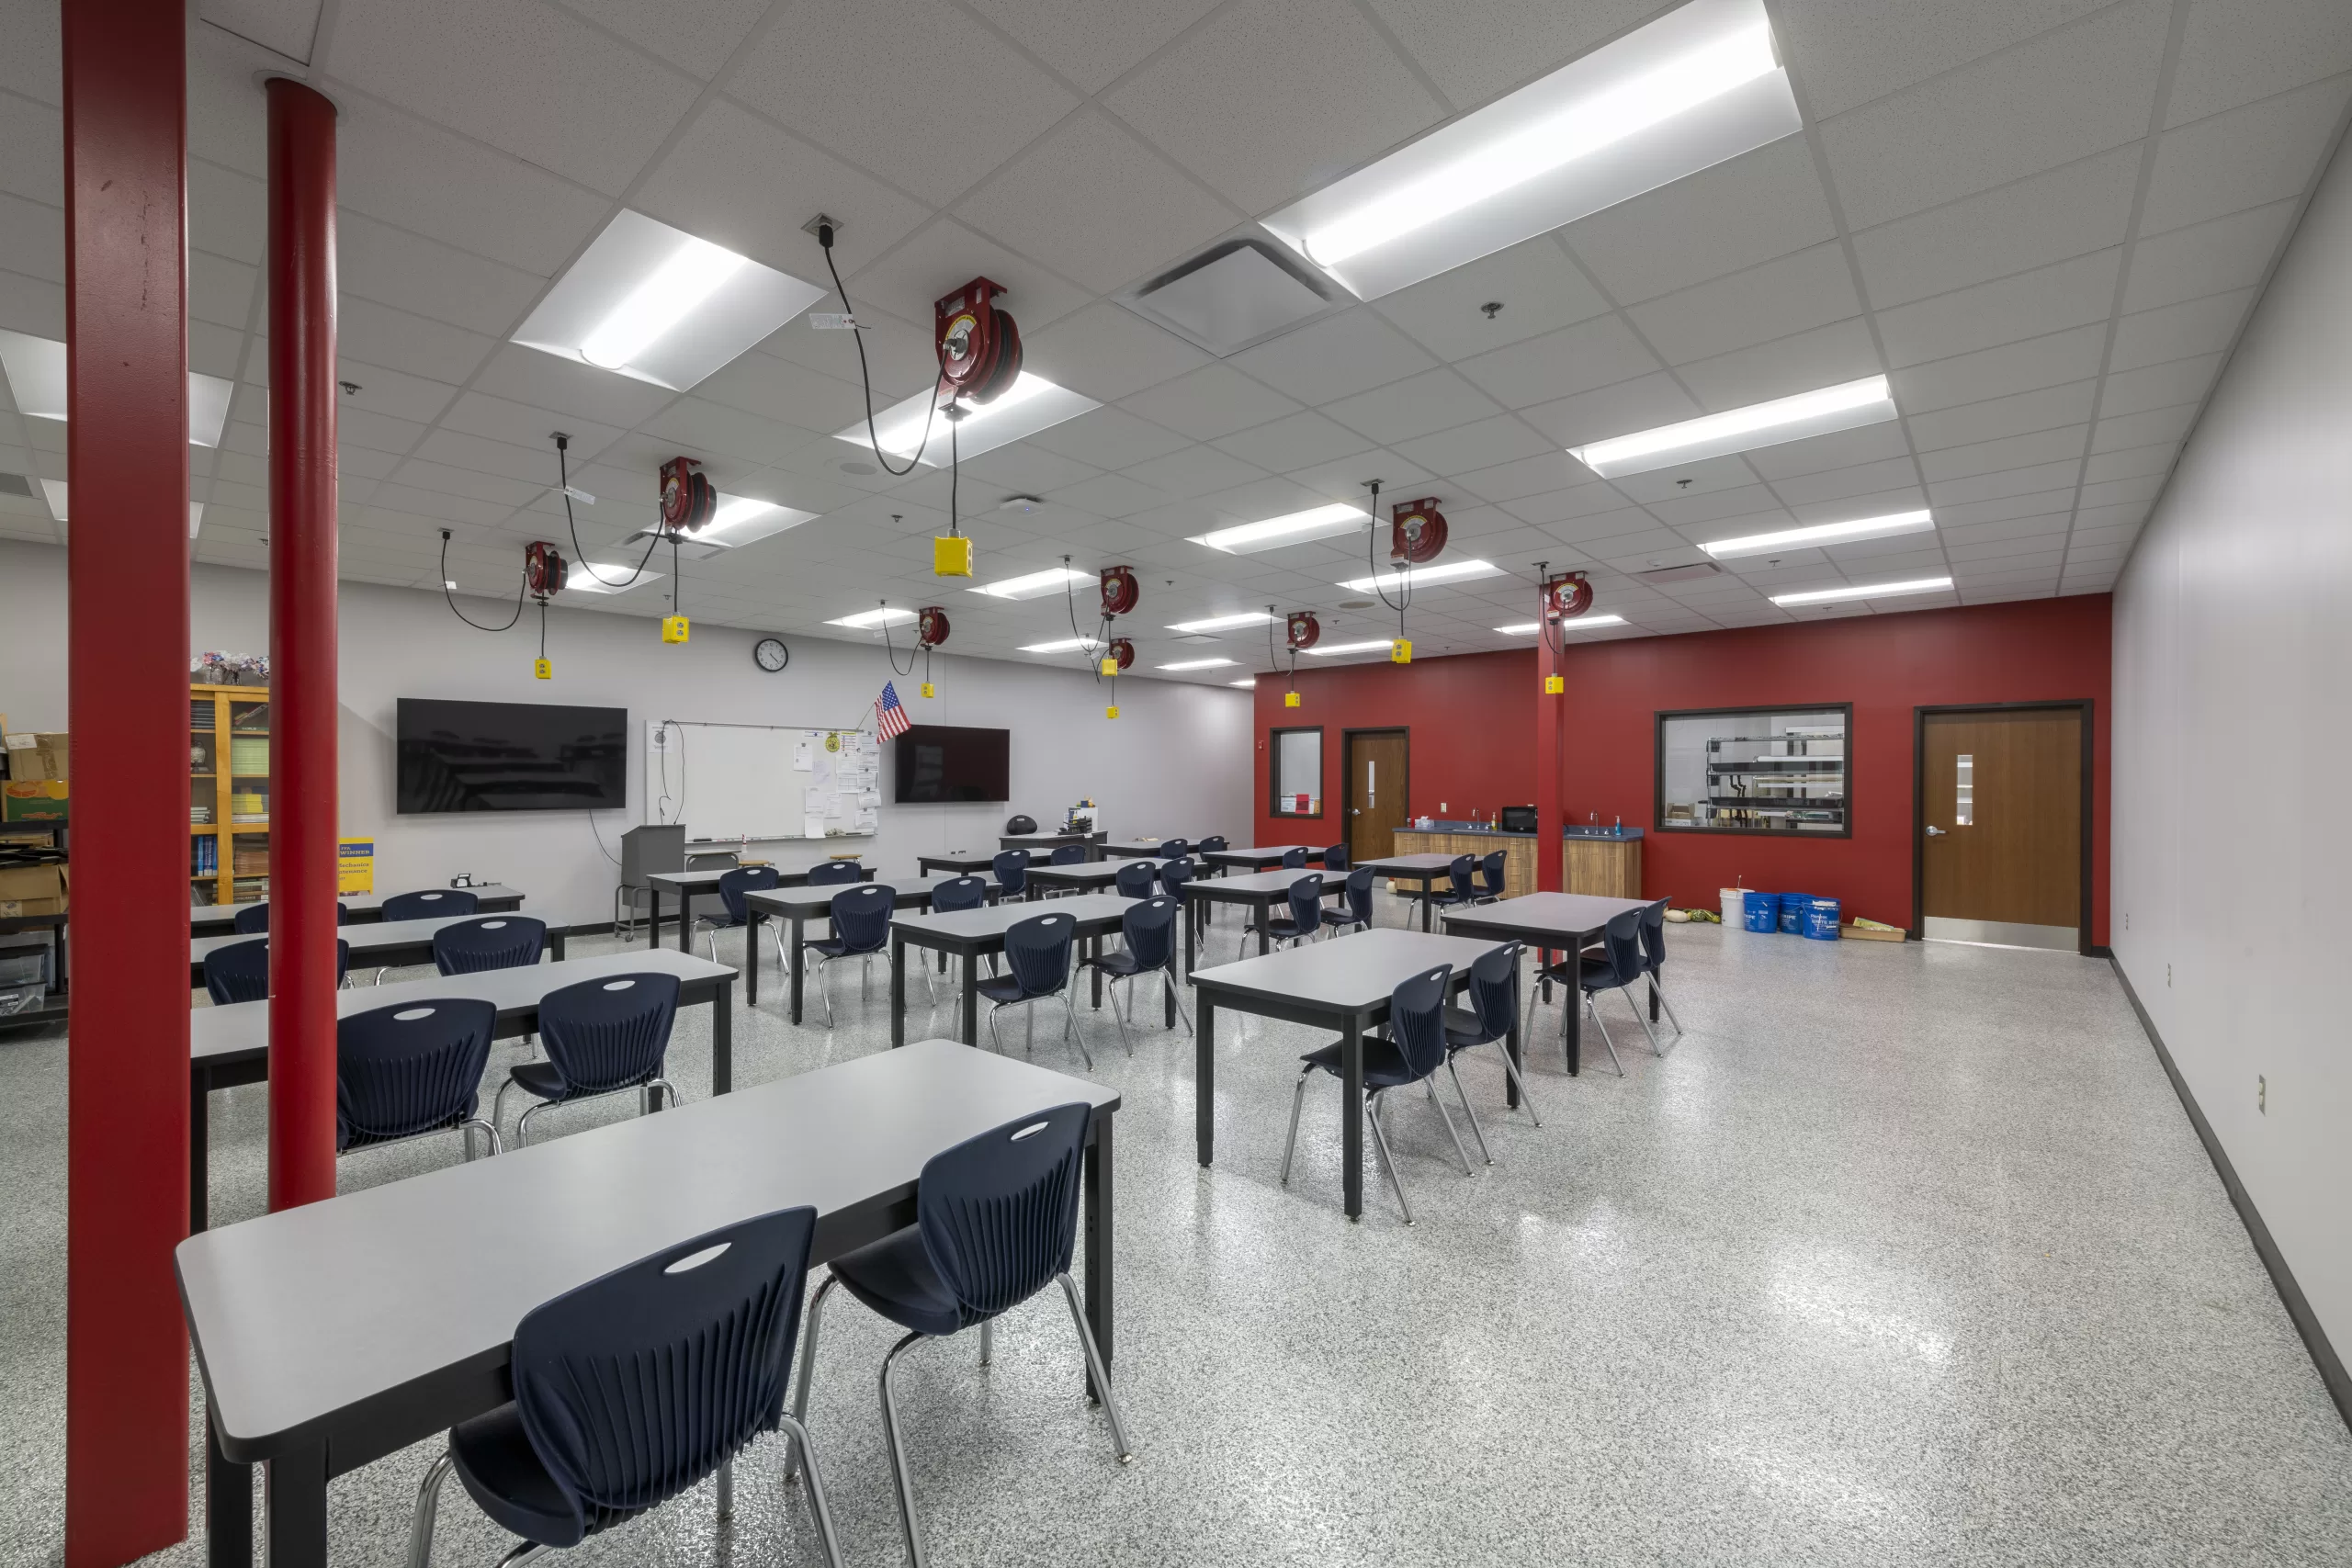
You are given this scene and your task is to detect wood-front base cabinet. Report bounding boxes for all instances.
[1564,837,1641,898]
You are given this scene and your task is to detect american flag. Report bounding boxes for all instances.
[876,681,910,739]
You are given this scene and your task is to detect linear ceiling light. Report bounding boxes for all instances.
[1570,376,1896,478]
[1019,636,1102,653]
[1338,558,1504,593]
[40,479,204,537]
[513,210,825,392]
[561,565,664,595]
[1189,503,1366,554]
[1167,611,1276,633]
[836,373,1100,467]
[972,566,1092,601]
[827,606,917,628]
[1771,576,1952,606]
[0,329,235,446]
[1229,678,1257,688]
[701,493,820,547]
[1497,615,1626,633]
[1305,638,1407,657]
[1261,0,1798,299]
[1159,658,1237,671]
[1703,509,1932,558]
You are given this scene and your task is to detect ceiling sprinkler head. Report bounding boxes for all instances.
[1479,301,1503,320]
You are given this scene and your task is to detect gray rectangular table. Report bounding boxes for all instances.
[914,846,1042,878]
[188,914,569,988]
[190,884,525,938]
[1024,857,1164,897]
[1357,853,1467,931]
[187,950,734,1233]
[1191,930,1510,1220]
[178,1040,1121,1568]
[1001,831,1102,859]
[645,863,873,953]
[1099,839,1208,860]
[1201,844,1322,875]
[1179,866,1349,967]
[888,893,1163,1047]
[744,876,1002,1021]
[1441,893,1652,1077]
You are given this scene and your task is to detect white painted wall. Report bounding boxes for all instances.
[2111,137,2352,1355]
[0,538,1251,923]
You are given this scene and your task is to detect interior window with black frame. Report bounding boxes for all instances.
[1270,727,1323,818]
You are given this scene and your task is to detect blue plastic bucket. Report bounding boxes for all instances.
[1777,892,1810,934]
[1744,894,1782,933]
[1802,897,1841,940]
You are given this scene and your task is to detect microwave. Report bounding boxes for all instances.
[1498,805,1538,833]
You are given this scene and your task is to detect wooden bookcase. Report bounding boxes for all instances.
[189,683,269,907]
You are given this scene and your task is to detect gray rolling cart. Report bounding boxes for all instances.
[614,823,686,940]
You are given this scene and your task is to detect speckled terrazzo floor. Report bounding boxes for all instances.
[4,895,2349,1567]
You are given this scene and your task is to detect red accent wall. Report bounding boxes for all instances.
[1254,598,2112,944]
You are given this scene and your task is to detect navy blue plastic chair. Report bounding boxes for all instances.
[381,888,479,922]
[1080,896,1190,1053]
[1321,866,1375,937]
[806,860,863,886]
[1250,874,1325,960]
[1157,855,1204,942]
[433,915,547,976]
[1635,897,1684,1043]
[495,972,683,1145]
[991,849,1031,902]
[231,899,348,935]
[1323,843,1350,872]
[335,998,501,1160]
[976,911,1084,1066]
[1282,964,1469,1224]
[1112,861,1159,898]
[1426,854,1479,917]
[203,936,349,1004]
[407,1206,845,1568]
[922,874,991,997]
[1195,835,1227,873]
[804,883,896,1029]
[1472,851,1508,905]
[694,865,781,964]
[1532,908,1653,1076]
[1155,839,1187,860]
[792,1105,1129,1567]
[1048,843,1085,865]
[1280,847,1307,869]
[1442,941,1539,1159]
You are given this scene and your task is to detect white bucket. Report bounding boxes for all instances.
[1720,887,1747,926]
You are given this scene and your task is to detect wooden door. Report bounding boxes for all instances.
[1920,707,2082,949]
[1344,730,1408,865]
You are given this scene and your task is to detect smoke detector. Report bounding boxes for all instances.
[1118,233,1342,356]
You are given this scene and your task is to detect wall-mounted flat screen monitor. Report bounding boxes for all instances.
[396,698,628,813]
[894,725,1010,804]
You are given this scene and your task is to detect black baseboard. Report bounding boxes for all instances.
[2110,955,2352,1434]
[2085,942,2113,959]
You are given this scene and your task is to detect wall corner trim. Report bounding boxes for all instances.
[2109,955,2352,1435]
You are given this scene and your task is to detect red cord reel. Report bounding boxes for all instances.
[1105,637,1135,672]
[1285,611,1321,651]
[525,541,568,599]
[1544,570,1594,620]
[1100,565,1138,618]
[934,277,1023,406]
[658,457,716,536]
[1391,498,1448,565]
[917,606,951,648]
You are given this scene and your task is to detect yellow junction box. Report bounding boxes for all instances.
[533,658,552,680]
[1390,638,1412,664]
[933,536,974,577]
[661,615,690,645]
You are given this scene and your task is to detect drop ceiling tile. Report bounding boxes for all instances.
[1023,301,1212,403]
[1025,406,1193,470]
[1777,0,2114,120]
[1518,371,1699,450]
[1045,471,1175,520]
[189,158,266,265]
[1121,445,1271,500]
[336,360,461,426]
[2069,521,2144,548]
[956,443,1104,496]
[688,352,866,437]
[2166,0,2352,127]
[1645,483,1787,529]
[1875,249,2122,368]
[1451,452,1590,507]
[1227,309,1437,406]
[552,0,768,78]
[2120,199,2297,313]
[188,251,255,331]
[2082,442,2178,484]
[0,91,61,209]
[847,217,1091,337]
[1452,312,1659,413]
[1103,0,1442,214]
[1625,243,1862,367]
[2077,472,2165,509]
[1891,324,2109,415]
[333,406,428,458]
[370,481,512,527]
[2140,74,2352,234]
[1674,318,1884,413]
[326,0,699,197]
[1927,458,2083,507]
[956,109,1238,295]
[2090,402,2199,453]
[1917,424,2089,482]
[1816,0,2169,230]
[638,99,931,283]
[728,0,1078,207]
[1768,460,1924,509]
[1934,491,2075,528]
[413,427,574,488]
[330,101,607,280]
[1320,368,1500,446]
[2108,288,2255,372]
[336,210,542,338]
[1905,380,2098,454]
[1851,145,2141,310]
[2098,355,2222,420]
[1118,365,1301,442]
[1210,410,1372,473]
[962,0,1224,95]
[1370,236,1612,362]
[1283,449,1438,506]
[1562,137,1837,308]
[338,297,498,386]
[1360,0,1658,107]
[1392,415,1554,478]
[391,457,545,508]
[1942,515,2072,548]
[473,344,681,428]
[438,392,624,460]
[1739,423,1911,481]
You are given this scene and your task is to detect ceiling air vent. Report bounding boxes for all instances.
[1634,561,1721,585]
[1119,234,1341,356]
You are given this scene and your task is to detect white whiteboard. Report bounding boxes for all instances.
[643,721,881,844]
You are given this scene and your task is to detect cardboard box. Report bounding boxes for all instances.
[4,733,67,783]
[2,781,68,821]
[0,863,65,912]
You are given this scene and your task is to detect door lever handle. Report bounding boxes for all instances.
[1925,825,1946,837]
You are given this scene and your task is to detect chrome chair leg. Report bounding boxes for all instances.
[404,1450,453,1568]
[1585,995,1626,1076]
[494,1541,550,1566]
[877,1332,933,1568]
[459,1116,503,1159]
[1652,977,1684,1040]
[1057,1270,1136,1459]
[716,1456,733,1518]
[1619,984,1663,1055]
[515,1100,546,1145]
[1424,1069,1476,1175]
[1445,1058,1492,1165]
[1487,1041,1541,1126]
[786,1276,835,1482]
[1280,1070,1309,1184]
[1363,1089,1414,1224]
[985,1004,1004,1054]
[1108,976,1135,1056]
[979,1317,992,1367]
[1062,988,1093,1072]
[775,1413,848,1568]
[1166,966,1193,1034]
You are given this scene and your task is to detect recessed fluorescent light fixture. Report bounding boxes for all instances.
[1229,678,1257,688]
[1338,558,1505,593]
[1771,576,1952,606]
[512,210,825,393]
[1703,510,1932,558]
[1305,638,1407,658]
[971,566,1092,601]
[1190,503,1366,554]
[0,329,235,446]
[1019,637,1102,654]
[1497,615,1626,634]
[562,565,664,595]
[1167,611,1277,633]
[1570,376,1896,478]
[702,493,820,547]
[1159,658,1237,671]
[1261,0,1798,299]
[836,373,1100,467]
[826,607,918,629]
[38,479,205,537]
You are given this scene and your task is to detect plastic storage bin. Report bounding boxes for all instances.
[1744,894,1782,933]
[1777,893,1811,934]
[1802,897,1841,940]
[1720,887,1747,925]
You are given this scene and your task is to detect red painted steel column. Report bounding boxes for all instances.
[265,79,341,1212]
[61,4,193,1562]
[1534,640,1563,892]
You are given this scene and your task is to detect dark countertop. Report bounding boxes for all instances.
[1396,822,1646,840]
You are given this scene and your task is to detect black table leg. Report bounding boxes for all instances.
[1183,893,1197,977]
[1505,996,1523,1111]
[266,1443,328,1568]
[1540,944,1554,1003]
[676,890,694,954]
[1195,997,1216,1167]
[647,887,662,948]
[789,915,806,1025]
[712,978,732,1093]
[1341,1016,1363,1220]
[744,913,760,1008]
[189,1067,209,1235]
[205,1415,249,1568]
[1083,1111,1114,1397]
[1256,901,1270,956]
[1090,934,1102,1009]
[1163,962,1176,1026]
[889,932,906,1047]
[1421,879,1432,932]
[961,946,979,1045]
[1564,971,1581,1076]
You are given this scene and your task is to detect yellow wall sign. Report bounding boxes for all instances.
[337,838,374,896]
[662,615,690,644]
